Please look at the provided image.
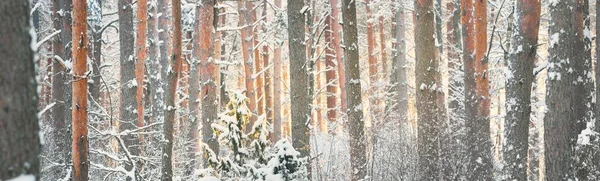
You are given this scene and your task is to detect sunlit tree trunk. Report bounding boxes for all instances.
[365,0,378,121]
[288,0,312,177]
[502,0,540,179]
[414,0,441,179]
[329,0,346,115]
[253,1,265,121]
[238,1,257,130]
[161,0,182,179]
[262,1,274,137]
[272,0,283,142]
[341,0,367,180]
[324,2,337,124]
[71,0,89,179]
[0,1,40,179]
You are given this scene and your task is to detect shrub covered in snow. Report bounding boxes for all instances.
[199,91,307,180]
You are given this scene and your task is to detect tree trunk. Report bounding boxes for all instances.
[135,0,148,148]
[118,0,139,160]
[48,0,73,179]
[90,0,103,101]
[161,0,182,179]
[148,0,158,125]
[545,0,587,179]
[196,0,219,168]
[442,0,466,179]
[262,1,274,138]
[324,2,337,124]
[597,0,600,135]
[71,0,89,179]
[272,0,283,142]
[341,0,367,180]
[329,0,346,115]
[414,0,441,179]
[0,1,40,179]
[253,1,265,121]
[462,0,493,178]
[187,7,201,177]
[287,0,312,177]
[365,0,378,121]
[502,0,540,179]
[238,1,257,131]
[153,0,169,132]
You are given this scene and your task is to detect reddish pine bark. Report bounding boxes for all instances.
[330,0,346,114]
[324,4,337,124]
[238,1,257,130]
[135,0,148,148]
[72,0,89,180]
[272,0,283,142]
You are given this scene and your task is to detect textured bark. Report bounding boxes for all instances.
[597,0,600,135]
[48,0,73,179]
[414,0,441,179]
[198,0,219,168]
[148,0,158,124]
[341,0,367,180]
[462,0,493,179]
[153,0,169,129]
[545,0,587,179]
[238,1,257,130]
[135,0,148,145]
[0,0,40,179]
[219,13,229,107]
[118,0,139,159]
[161,0,182,179]
[378,16,386,79]
[442,0,466,179]
[187,6,201,176]
[329,0,346,114]
[272,0,283,142]
[287,0,312,177]
[502,0,540,180]
[71,0,89,179]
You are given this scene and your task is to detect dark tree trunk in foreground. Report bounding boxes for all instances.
[414,0,441,179]
[0,1,40,179]
[287,0,312,177]
[341,0,367,180]
[545,0,587,179]
[161,0,182,180]
[71,0,89,180]
[502,0,540,180]
[118,0,139,158]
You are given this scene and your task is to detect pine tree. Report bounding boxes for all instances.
[0,0,40,179]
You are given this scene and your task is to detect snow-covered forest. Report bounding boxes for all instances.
[2,0,600,180]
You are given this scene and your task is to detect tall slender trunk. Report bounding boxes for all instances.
[545,0,587,179]
[414,0,441,179]
[148,0,158,124]
[288,0,312,177]
[238,1,257,131]
[187,7,201,177]
[118,0,139,159]
[272,0,283,142]
[442,0,466,179]
[153,0,169,131]
[365,0,378,121]
[91,0,103,101]
[378,16,386,80]
[462,0,493,178]
[330,0,346,115]
[324,1,337,124]
[49,0,73,179]
[253,1,265,120]
[197,0,219,168]
[135,0,148,142]
[262,0,274,137]
[72,0,89,179]
[341,0,366,180]
[161,0,182,179]
[0,0,41,179]
[219,12,230,107]
[502,0,540,179]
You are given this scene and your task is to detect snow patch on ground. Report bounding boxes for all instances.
[7,175,36,181]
